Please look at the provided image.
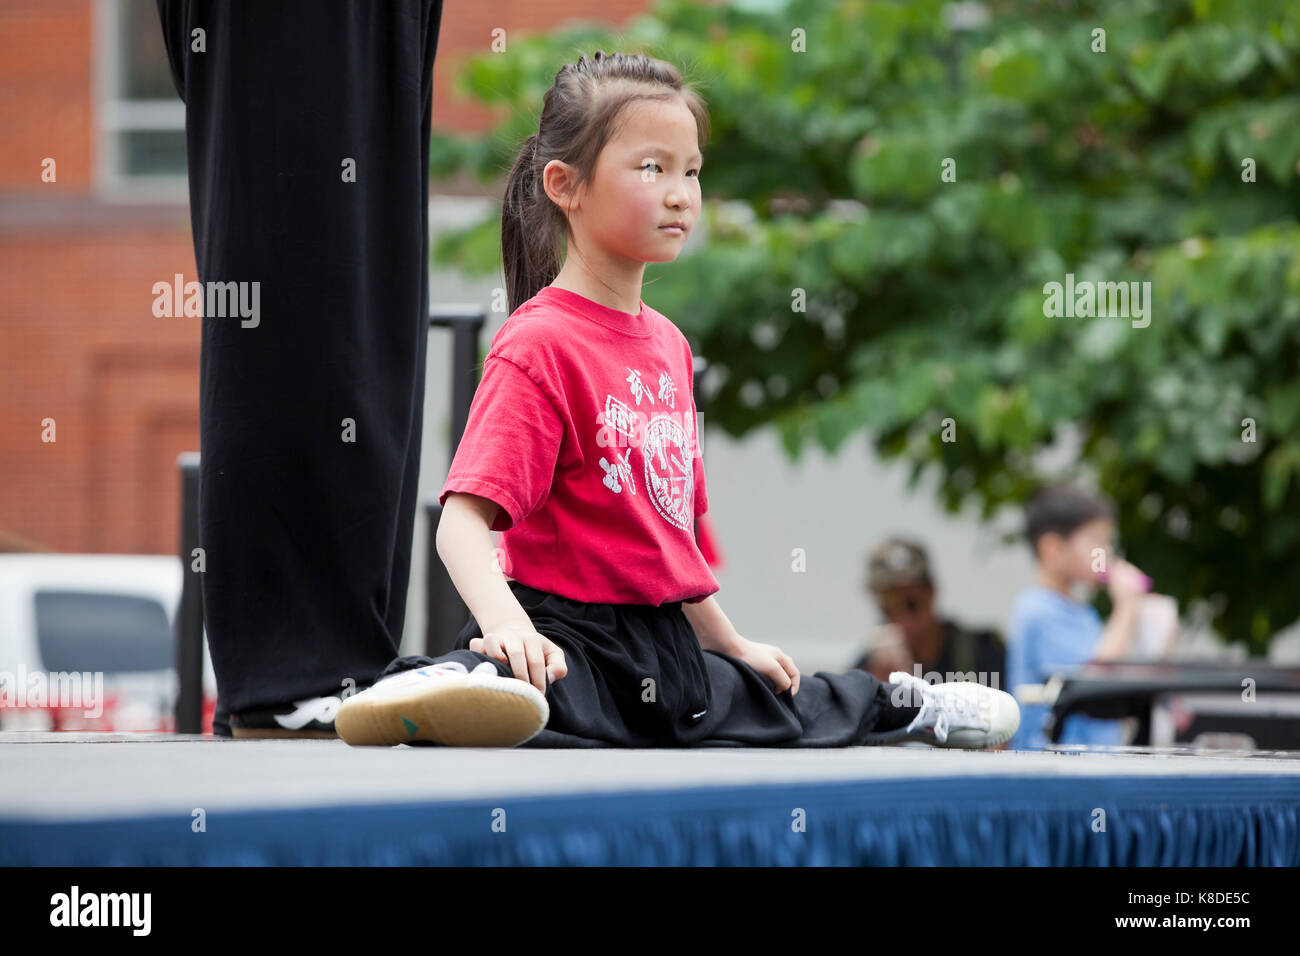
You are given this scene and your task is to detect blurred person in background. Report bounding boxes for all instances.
[852,537,1005,688]
[1006,484,1171,750]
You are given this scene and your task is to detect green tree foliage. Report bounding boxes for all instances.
[429,0,1300,651]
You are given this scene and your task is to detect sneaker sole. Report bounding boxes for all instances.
[231,727,339,740]
[936,724,1016,749]
[894,722,1017,749]
[335,678,548,748]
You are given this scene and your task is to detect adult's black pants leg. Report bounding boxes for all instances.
[157,0,445,735]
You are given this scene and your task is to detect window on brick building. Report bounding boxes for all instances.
[97,0,186,196]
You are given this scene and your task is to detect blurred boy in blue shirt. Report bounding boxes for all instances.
[1007,485,1148,749]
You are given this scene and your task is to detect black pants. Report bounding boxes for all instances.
[157,1,445,735]
[381,581,919,747]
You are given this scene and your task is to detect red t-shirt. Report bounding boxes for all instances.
[439,284,720,607]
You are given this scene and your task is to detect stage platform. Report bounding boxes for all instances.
[2,733,1298,865]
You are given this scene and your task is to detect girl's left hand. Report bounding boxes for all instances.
[726,636,801,696]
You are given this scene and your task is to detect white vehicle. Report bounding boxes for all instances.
[0,553,216,733]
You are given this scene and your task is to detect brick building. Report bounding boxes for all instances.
[0,0,642,556]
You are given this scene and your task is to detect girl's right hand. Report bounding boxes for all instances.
[469,622,568,694]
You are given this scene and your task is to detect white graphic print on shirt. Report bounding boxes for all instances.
[598,449,635,495]
[597,367,695,531]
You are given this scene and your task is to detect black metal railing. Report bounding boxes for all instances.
[422,306,487,659]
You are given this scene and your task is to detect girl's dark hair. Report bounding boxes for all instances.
[501,51,710,314]
[1024,484,1115,558]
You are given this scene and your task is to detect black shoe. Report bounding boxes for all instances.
[230,693,362,739]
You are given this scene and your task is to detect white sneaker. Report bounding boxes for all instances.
[885,671,1020,749]
[335,661,549,748]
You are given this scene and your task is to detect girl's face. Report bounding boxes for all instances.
[554,97,702,267]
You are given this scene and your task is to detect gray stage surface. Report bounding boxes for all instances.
[3,732,1299,822]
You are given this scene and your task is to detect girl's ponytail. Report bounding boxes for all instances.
[501,133,560,315]
[499,52,711,316]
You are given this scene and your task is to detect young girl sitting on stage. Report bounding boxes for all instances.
[336,51,1019,750]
